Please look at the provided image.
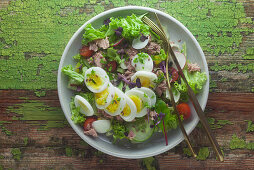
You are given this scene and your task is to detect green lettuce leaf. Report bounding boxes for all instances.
[82,24,106,44]
[174,69,207,96]
[70,98,86,124]
[155,100,178,131]
[61,65,84,84]
[106,14,150,40]
[106,47,124,64]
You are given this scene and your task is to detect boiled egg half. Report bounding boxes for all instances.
[125,89,151,118]
[131,71,158,89]
[119,95,137,122]
[95,83,115,109]
[133,87,156,106]
[84,67,109,93]
[74,95,94,116]
[105,87,127,116]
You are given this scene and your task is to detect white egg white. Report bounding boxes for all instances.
[95,83,115,109]
[104,87,127,116]
[131,53,153,72]
[74,95,94,116]
[125,89,151,118]
[133,87,156,106]
[119,95,137,122]
[84,67,109,93]
[131,71,158,89]
[92,120,111,133]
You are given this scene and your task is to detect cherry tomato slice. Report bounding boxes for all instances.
[168,67,179,83]
[80,45,94,58]
[176,103,191,120]
[84,117,97,131]
[105,61,117,72]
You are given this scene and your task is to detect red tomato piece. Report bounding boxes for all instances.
[84,117,97,131]
[106,61,117,72]
[176,103,191,120]
[80,45,94,58]
[169,67,179,83]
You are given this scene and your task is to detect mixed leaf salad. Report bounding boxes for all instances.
[61,14,207,144]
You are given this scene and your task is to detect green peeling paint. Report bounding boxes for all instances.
[65,147,73,157]
[7,100,64,121]
[23,137,28,146]
[198,118,233,130]
[196,147,210,161]
[183,147,210,160]
[34,90,46,97]
[0,0,252,90]
[210,62,254,73]
[80,140,88,146]
[242,47,254,60]
[183,147,192,157]
[245,120,254,133]
[141,157,156,170]
[7,100,66,130]
[0,121,12,136]
[230,134,254,150]
[11,148,21,161]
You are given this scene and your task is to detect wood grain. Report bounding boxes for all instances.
[0,90,253,169]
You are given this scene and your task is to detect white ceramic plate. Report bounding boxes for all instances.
[57,6,209,159]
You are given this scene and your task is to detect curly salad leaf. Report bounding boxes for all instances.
[82,24,106,45]
[111,119,127,142]
[82,14,150,44]
[62,65,84,84]
[174,68,207,97]
[70,98,86,124]
[106,14,150,39]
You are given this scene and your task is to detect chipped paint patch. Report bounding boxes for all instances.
[141,157,156,170]
[183,147,210,160]
[245,120,254,133]
[11,148,21,161]
[210,62,254,73]
[65,147,73,157]
[183,147,192,157]
[197,117,233,129]
[230,134,254,150]
[0,121,12,136]
[7,100,64,121]
[196,147,210,160]
[242,47,254,60]
[34,90,46,97]
[7,100,66,130]
[23,137,28,146]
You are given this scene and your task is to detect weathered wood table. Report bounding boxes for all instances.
[0,0,253,169]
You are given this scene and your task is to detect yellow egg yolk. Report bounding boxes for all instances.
[121,104,131,117]
[129,95,142,113]
[134,76,152,88]
[106,94,120,114]
[95,88,109,106]
[86,72,103,90]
